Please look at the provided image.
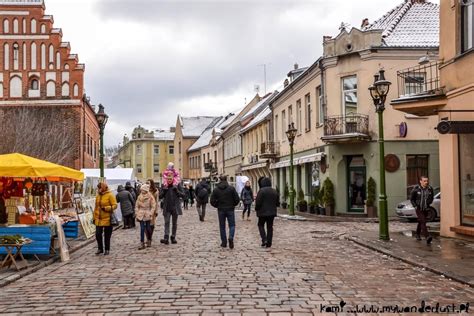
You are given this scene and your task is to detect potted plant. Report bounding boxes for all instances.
[366,177,377,217]
[276,185,281,207]
[309,186,320,214]
[282,183,289,209]
[318,185,325,215]
[297,188,307,212]
[322,178,335,216]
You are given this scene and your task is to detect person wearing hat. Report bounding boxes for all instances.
[135,184,157,250]
[159,174,185,244]
[94,182,118,255]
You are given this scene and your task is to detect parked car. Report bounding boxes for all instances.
[395,188,441,222]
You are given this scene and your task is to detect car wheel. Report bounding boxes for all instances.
[426,207,437,222]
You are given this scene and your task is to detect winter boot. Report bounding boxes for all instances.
[138,242,146,250]
[160,235,169,245]
[228,238,234,249]
[146,240,152,247]
[170,236,177,244]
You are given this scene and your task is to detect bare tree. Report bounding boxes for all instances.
[0,106,79,167]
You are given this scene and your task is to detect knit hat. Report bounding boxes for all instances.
[140,184,150,193]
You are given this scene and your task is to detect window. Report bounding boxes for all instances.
[137,164,142,174]
[275,114,278,141]
[136,144,142,155]
[30,19,36,34]
[406,155,429,199]
[281,110,286,140]
[46,81,55,97]
[61,82,69,97]
[30,78,39,90]
[317,86,324,126]
[288,105,293,126]
[9,76,22,98]
[342,76,357,115]
[41,43,46,69]
[3,43,8,70]
[207,152,210,162]
[403,72,426,96]
[153,164,160,173]
[31,42,37,69]
[154,145,159,154]
[462,1,474,52]
[459,134,474,226]
[296,100,302,133]
[169,145,174,154]
[202,154,205,167]
[305,94,311,131]
[3,19,9,33]
[13,43,19,70]
[13,19,18,34]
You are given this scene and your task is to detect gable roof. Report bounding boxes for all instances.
[188,116,226,152]
[364,0,439,48]
[180,116,220,138]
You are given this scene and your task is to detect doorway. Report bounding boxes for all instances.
[347,156,366,213]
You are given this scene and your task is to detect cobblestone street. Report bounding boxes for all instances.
[0,207,473,315]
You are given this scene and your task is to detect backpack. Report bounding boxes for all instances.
[197,187,208,200]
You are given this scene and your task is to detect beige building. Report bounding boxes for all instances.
[116,126,175,183]
[174,116,220,181]
[391,0,474,238]
[271,0,440,215]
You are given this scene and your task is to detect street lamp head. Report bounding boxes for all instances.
[95,103,109,128]
[285,122,297,144]
[374,69,391,99]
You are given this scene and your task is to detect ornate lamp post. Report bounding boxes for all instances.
[285,122,297,216]
[368,70,391,241]
[95,104,109,179]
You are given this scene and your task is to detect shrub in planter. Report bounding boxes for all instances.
[297,188,307,212]
[309,186,320,214]
[275,185,281,207]
[366,177,377,217]
[322,178,335,216]
[282,183,289,209]
[309,200,317,214]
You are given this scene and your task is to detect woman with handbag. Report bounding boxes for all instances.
[135,184,157,250]
[94,182,118,256]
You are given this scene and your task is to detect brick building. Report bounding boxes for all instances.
[0,0,99,169]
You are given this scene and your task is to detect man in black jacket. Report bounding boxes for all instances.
[210,175,240,249]
[255,177,279,248]
[159,175,185,245]
[195,178,210,222]
[410,175,434,244]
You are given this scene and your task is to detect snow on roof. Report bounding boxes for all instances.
[0,0,43,5]
[153,129,175,141]
[241,91,279,122]
[364,0,439,47]
[181,116,220,138]
[240,106,271,134]
[188,116,225,152]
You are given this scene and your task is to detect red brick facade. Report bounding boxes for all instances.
[0,0,99,169]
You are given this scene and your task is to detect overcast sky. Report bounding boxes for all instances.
[44,0,439,147]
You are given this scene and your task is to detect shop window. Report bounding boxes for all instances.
[459,135,474,226]
[462,1,474,53]
[137,164,142,174]
[169,145,174,154]
[342,76,357,115]
[406,155,429,199]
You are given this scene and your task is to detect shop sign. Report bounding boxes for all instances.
[437,121,474,134]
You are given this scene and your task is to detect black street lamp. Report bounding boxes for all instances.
[95,104,109,179]
[369,69,391,240]
[285,122,297,216]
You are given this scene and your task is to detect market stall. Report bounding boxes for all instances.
[0,153,84,256]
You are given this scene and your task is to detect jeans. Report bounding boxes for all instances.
[196,202,207,219]
[218,209,235,242]
[258,216,275,246]
[139,220,152,243]
[416,208,429,238]
[96,226,113,251]
[243,203,251,217]
[164,211,178,237]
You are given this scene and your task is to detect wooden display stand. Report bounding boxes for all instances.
[0,240,31,271]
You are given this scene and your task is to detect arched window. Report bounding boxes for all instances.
[40,43,46,69]
[30,19,36,33]
[22,18,26,34]
[46,81,55,97]
[3,19,9,33]
[0,83,3,98]
[48,44,53,63]
[9,76,22,98]
[30,78,39,90]
[31,42,37,69]
[22,42,27,69]
[61,82,69,97]
[3,43,9,70]
[40,24,46,34]
[56,51,60,69]
[13,43,19,70]
[73,83,79,97]
[13,19,18,34]
[64,64,70,70]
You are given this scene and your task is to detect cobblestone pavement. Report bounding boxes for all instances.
[0,207,473,315]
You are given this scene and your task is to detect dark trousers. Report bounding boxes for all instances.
[416,208,429,238]
[123,214,134,228]
[218,210,235,242]
[183,200,189,210]
[164,211,178,237]
[243,203,251,217]
[96,226,113,251]
[196,202,207,219]
[258,216,275,246]
[139,220,152,243]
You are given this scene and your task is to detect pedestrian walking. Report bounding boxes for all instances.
[116,184,135,229]
[125,181,137,228]
[195,178,210,221]
[240,181,254,221]
[93,182,118,256]
[189,185,195,207]
[210,175,240,249]
[410,175,434,245]
[135,184,157,249]
[146,179,159,242]
[183,184,190,210]
[255,177,279,248]
[159,175,185,244]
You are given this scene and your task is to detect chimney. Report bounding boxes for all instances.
[294,63,299,70]
[170,127,176,132]
[323,36,332,43]
[361,18,369,28]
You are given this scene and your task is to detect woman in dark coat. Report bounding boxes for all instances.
[240,181,254,220]
[255,177,278,248]
[116,184,135,229]
[188,185,195,207]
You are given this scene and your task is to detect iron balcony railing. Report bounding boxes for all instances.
[204,162,217,172]
[260,142,279,158]
[397,61,442,98]
[323,113,369,137]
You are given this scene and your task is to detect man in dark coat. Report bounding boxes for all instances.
[195,178,210,222]
[125,181,137,228]
[410,175,434,244]
[116,185,135,229]
[210,175,240,249]
[159,175,185,244]
[255,177,279,248]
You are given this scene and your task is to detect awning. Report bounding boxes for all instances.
[270,153,325,169]
[241,161,268,171]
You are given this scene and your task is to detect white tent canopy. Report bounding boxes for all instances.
[80,168,134,185]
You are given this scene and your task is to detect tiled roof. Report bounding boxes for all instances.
[241,91,279,122]
[240,106,271,134]
[364,0,439,48]
[180,116,220,138]
[188,116,225,152]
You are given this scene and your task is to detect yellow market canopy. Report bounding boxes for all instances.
[0,153,84,181]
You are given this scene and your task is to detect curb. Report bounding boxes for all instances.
[346,235,474,288]
[0,225,121,288]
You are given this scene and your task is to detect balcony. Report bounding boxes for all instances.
[260,142,279,159]
[204,161,218,174]
[321,113,370,144]
[391,61,446,116]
